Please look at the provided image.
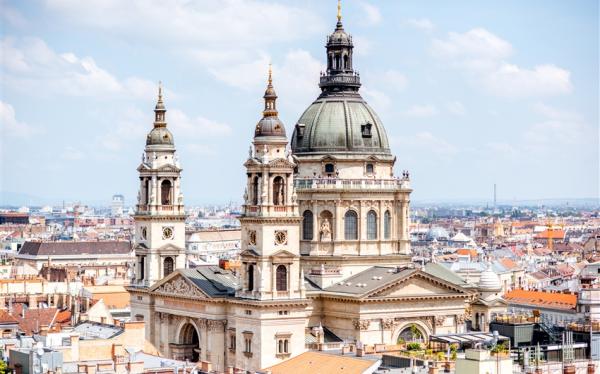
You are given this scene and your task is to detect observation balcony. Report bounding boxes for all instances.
[294,177,410,191]
[319,73,361,89]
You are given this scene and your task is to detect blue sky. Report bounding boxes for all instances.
[1,0,598,205]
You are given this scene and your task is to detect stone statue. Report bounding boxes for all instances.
[320,218,332,241]
[276,184,284,205]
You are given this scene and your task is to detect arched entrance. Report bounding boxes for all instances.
[172,322,200,362]
[396,323,428,344]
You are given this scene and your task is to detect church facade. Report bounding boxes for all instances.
[128,8,481,373]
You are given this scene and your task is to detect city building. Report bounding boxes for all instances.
[129,7,479,373]
[111,194,125,217]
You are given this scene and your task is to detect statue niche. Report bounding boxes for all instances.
[273,176,285,206]
[319,210,333,242]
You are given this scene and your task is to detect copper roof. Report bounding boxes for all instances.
[18,241,131,256]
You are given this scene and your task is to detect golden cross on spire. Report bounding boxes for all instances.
[337,0,342,22]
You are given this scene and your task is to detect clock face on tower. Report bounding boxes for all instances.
[162,226,174,240]
[274,230,287,246]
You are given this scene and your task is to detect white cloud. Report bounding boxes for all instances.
[0,101,36,138]
[358,2,382,26]
[1,37,160,99]
[0,1,27,27]
[169,109,232,137]
[431,28,513,65]
[393,132,457,156]
[486,142,519,158]
[60,146,85,160]
[205,49,323,116]
[405,18,435,33]
[362,87,391,112]
[381,70,408,91]
[44,0,323,47]
[352,35,372,56]
[98,107,147,152]
[403,104,438,118]
[524,104,593,149]
[430,28,572,98]
[483,64,572,97]
[445,101,466,116]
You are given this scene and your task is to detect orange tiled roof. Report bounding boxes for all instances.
[265,351,376,374]
[456,248,478,257]
[535,230,565,240]
[504,289,576,310]
[499,258,518,270]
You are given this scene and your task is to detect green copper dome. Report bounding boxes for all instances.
[290,13,391,157]
[291,97,391,156]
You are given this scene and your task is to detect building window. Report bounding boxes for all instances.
[324,163,335,174]
[244,310,252,316]
[163,257,174,277]
[245,338,252,353]
[384,210,391,239]
[367,210,378,240]
[273,176,285,205]
[366,163,374,174]
[160,179,172,205]
[229,333,236,352]
[251,176,259,205]
[278,310,289,316]
[302,210,314,240]
[344,210,358,240]
[277,339,290,354]
[247,265,254,292]
[361,123,372,138]
[276,265,288,291]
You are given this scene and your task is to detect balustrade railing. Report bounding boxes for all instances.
[294,178,410,190]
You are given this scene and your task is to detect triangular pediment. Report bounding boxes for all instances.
[244,158,261,167]
[270,249,297,259]
[240,249,260,258]
[319,155,337,162]
[150,272,208,298]
[137,163,151,172]
[157,164,181,172]
[367,271,470,299]
[268,158,295,168]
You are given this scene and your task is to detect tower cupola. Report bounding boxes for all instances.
[146,83,174,148]
[254,65,286,139]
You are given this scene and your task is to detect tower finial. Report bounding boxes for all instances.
[268,63,273,86]
[337,0,342,22]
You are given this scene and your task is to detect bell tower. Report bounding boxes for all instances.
[237,67,305,301]
[133,83,186,287]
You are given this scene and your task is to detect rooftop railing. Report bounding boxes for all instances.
[294,177,410,191]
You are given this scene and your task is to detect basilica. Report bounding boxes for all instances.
[127,7,488,373]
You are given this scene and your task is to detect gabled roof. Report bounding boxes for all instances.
[18,241,131,256]
[264,351,378,374]
[322,265,472,299]
[151,266,238,298]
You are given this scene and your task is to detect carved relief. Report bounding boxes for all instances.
[155,276,205,298]
[456,314,467,324]
[353,319,370,330]
[434,316,446,327]
[381,318,396,330]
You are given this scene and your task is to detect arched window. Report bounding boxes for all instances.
[367,210,377,240]
[302,210,314,240]
[247,264,254,291]
[161,179,172,205]
[366,163,374,174]
[327,55,333,71]
[163,257,174,277]
[273,176,285,206]
[343,54,349,69]
[251,176,259,205]
[146,179,151,204]
[334,55,341,70]
[344,210,358,240]
[384,211,391,239]
[276,265,287,291]
[324,163,334,174]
